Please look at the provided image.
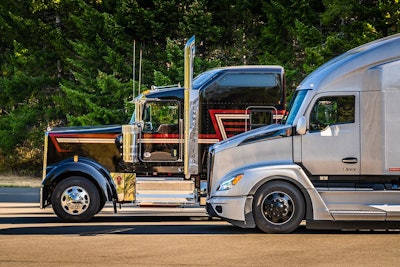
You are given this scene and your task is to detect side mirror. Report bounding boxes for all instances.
[296,116,307,135]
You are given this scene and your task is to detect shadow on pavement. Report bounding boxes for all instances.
[1,216,400,235]
[0,218,259,235]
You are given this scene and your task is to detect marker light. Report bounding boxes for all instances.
[232,174,244,185]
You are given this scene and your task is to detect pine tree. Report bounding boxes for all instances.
[58,0,133,125]
[0,1,61,172]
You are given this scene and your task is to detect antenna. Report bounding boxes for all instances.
[132,40,136,99]
[138,49,143,95]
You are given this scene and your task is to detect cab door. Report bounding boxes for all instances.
[140,100,182,162]
[300,92,360,177]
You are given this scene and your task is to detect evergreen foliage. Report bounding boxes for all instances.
[0,0,399,174]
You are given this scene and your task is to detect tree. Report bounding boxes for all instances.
[58,0,133,125]
[0,0,61,173]
[258,0,325,90]
[1,0,400,174]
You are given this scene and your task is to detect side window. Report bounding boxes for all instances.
[218,73,277,87]
[142,101,180,133]
[249,108,273,130]
[309,95,355,131]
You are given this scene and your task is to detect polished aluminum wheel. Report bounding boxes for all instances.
[261,191,294,225]
[60,185,91,215]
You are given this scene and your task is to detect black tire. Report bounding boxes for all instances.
[252,181,305,234]
[51,177,100,222]
[97,200,106,214]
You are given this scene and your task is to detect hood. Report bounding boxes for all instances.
[48,125,122,134]
[211,123,292,153]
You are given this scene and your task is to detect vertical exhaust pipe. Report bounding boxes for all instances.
[184,36,195,179]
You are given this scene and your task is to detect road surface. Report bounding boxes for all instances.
[1,188,400,266]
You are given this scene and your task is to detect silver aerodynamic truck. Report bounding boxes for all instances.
[206,33,400,233]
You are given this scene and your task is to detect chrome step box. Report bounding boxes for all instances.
[135,177,196,206]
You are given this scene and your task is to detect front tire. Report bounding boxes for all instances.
[253,181,305,234]
[51,177,100,222]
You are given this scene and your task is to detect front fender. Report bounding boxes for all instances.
[209,163,331,222]
[41,157,117,209]
[210,162,311,197]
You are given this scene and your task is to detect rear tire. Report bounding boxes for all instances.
[51,177,100,222]
[253,181,305,234]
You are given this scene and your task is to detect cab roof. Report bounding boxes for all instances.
[144,65,284,99]
[297,33,400,93]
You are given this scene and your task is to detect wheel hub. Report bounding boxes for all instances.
[262,191,294,225]
[60,186,90,215]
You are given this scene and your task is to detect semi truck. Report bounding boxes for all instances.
[206,33,400,233]
[40,36,286,222]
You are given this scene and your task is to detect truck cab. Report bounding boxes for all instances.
[123,65,285,175]
[207,33,400,233]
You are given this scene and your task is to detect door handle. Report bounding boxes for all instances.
[342,157,358,164]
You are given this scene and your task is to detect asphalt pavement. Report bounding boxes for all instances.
[0,187,39,203]
[2,187,400,266]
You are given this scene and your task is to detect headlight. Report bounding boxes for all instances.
[217,174,244,191]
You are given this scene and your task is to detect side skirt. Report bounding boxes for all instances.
[306,220,400,230]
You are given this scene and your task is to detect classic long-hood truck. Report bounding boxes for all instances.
[207,33,400,233]
[41,37,286,222]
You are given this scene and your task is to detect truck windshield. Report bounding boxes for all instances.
[282,90,308,125]
[129,111,135,124]
[193,69,219,89]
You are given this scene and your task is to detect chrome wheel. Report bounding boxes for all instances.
[60,185,91,215]
[262,191,294,225]
[52,177,100,222]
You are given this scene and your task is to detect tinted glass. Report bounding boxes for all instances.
[218,73,277,87]
[283,90,308,125]
[309,95,355,131]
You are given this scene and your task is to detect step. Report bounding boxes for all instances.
[135,177,196,206]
